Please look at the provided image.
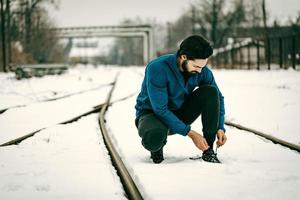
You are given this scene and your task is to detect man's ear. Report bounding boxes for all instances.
[180,55,187,61]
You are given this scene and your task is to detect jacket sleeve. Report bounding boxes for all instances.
[146,63,191,136]
[199,67,226,132]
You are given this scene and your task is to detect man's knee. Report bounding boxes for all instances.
[207,85,219,99]
[196,85,219,99]
[142,128,167,152]
[137,113,168,151]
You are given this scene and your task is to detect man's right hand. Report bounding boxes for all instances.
[187,130,209,151]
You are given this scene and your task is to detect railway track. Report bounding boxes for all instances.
[98,73,143,200]
[1,68,298,199]
[0,104,104,146]
[0,82,113,114]
[0,93,137,147]
[0,73,144,200]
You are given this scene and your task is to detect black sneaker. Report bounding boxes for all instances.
[202,148,221,163]
[150,148,164,164]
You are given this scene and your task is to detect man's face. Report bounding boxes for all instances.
[181,58,208,76]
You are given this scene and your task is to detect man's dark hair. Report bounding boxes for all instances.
[176,34,213,59]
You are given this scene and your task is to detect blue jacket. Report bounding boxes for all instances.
[135,54,225,136]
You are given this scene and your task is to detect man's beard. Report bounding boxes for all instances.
[182,60,197,77]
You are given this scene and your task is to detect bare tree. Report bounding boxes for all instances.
[163,0,271,51]
[15,1,57,52]
[192,0,246,47]
[164,12,193,52]
[243,0,264,27]
[4,0,63,64]
[27,9,64,62]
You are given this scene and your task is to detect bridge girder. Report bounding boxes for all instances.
[51,25,154,64]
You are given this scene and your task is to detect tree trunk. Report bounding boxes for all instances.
[24,1,32,52]
[0,0,7,72]
[5,0,10,64]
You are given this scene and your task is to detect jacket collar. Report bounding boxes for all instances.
[165,54,188,92]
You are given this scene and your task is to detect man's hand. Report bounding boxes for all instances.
[187,130,209,151]
[216,129,227,147]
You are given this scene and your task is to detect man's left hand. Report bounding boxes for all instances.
[216,129,227,147]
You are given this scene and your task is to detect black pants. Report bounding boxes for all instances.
[136,85,220,152]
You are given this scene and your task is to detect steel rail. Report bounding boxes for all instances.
[0,104,104,147]
[225,121,300,153]
[98,73,143,200]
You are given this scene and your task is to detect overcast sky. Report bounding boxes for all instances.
[47,0,300,27]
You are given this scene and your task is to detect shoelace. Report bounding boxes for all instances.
[202,147,221,163]
[189,145,219,161]
[203,153,217,162]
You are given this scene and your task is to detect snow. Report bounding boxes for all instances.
[0,66,116,110]
[1,114,125,199]
[0,65,300,199]
[214,68,300,145]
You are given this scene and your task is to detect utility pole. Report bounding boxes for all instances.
[262,0,270,69]
[211,0,217,45]
[0,0,7,72]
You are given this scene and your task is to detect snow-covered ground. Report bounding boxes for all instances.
[0,114,125,200]
[0,65,299,199]
[216,69,300,145]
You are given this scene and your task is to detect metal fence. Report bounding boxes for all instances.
[211,34,300,70]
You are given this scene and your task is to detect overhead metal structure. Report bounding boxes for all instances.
[51,25,154,64]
